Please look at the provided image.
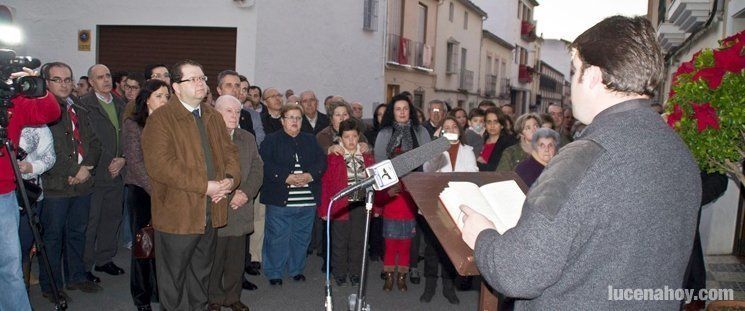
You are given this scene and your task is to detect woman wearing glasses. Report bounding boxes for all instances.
[259,105,326,287]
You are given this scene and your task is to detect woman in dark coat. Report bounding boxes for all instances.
[259,104,327,286]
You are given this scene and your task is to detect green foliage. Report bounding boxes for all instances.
[666,39,745,177]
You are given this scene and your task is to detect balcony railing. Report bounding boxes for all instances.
[484,74,497,97]
[460,70,474,91]
[521,20,537,42]
[387,33,411,65]
[518,65,533,84]
[499,78,511,99]
[410,41,433,69]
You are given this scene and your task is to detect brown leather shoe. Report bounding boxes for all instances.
[382,272,394,292]
[208,303,221,311]
[397,272,408,292]
[227,301,250,311]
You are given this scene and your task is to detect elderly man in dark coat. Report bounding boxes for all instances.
[207,95,263,311]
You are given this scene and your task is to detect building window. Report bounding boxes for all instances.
[413,90,424,109]
[418,3,427,43]
[464,11,468,29]
[517,0,522,19]
[449,2,454,22]
[446,41,460,74]
[363,0,379,31]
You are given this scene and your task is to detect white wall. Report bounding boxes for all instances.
[472,0,519,45]
[700,180,741,255]
[253,0,385,116]
[540,39,571,81]
[6,0,257,82]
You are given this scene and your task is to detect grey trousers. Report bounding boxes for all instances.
[84,184,123,269]
[155,226,216,311]
[209,235,246,305]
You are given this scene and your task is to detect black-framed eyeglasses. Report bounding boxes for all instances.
[47,77,74,84]
[177,76,208,84]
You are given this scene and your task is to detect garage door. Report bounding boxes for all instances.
[98,25,236,92]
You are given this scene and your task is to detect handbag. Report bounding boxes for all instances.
[16,179,42,208]
[133,224,155,259]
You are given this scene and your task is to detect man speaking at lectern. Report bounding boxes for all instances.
[461,16,701,309]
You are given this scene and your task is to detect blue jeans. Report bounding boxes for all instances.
[262,205,315,279]
[39,194,91,293]
[0,191,31,310]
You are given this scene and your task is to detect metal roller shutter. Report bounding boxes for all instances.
[98,25,237,93]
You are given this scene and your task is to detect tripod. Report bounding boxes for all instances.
[0,101,67,310]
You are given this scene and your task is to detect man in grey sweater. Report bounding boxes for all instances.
[461,16,701,310]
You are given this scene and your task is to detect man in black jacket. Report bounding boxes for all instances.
[299,90,329,135]
[40,62,103,302]
[79,64,127,279]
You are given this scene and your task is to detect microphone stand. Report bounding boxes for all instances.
[349,187,374,311]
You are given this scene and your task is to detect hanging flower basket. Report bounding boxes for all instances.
[666,30,745,185]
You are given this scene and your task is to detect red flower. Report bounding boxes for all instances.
[693,67,726,89]
[713,42,745,74]
[667,104,683,128]
[692,103,720,132]
[720,30,745,48]
[672,60,696,85]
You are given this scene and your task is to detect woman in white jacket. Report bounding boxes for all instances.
[420,116,477,305]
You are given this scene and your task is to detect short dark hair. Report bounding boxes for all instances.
[217,69,239,85]
[132,79,170,127]
[539,113,555,128]
[79,76,89,81]
[248,85,262,98]
[468,108,485,120]
[372,102,386,130]
[126,72,145,88]
[338,118,360,135]
[478,100,497,110]
[170,60,203,87]
[570,15,663,97]
[112,71,128,85]
[238,74,249,84]
[144,64,168,80]
[41,62,73,80]
[448,107,466,118]
[380,93,420,128]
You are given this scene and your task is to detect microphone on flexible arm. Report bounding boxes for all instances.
[331,135,451,201]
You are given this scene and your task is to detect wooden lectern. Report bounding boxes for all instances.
[401,171,529,311]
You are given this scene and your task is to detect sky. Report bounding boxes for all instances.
[534,0,649,41]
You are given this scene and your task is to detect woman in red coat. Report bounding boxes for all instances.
[319,119,374,287]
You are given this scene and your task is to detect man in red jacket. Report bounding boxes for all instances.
[0,68,61,310]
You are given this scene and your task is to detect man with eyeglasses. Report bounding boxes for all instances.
[142,59,240,310]
[260,87,285,134]
[79,64,127,283]
[39,62,104,303]
[298,90,329,135]
[144,64,171,85]
[122,73,145,120]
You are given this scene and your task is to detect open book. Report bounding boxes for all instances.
[439,180,525,235]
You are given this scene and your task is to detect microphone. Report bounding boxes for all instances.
[331,136,450,201]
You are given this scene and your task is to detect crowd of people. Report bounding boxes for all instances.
[0,14,721,311]
[1,54,576,310]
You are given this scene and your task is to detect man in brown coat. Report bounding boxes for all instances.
[142,60,240,311]
[208,95,263,311]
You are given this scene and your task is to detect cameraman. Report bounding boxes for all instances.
[0,68,61,310]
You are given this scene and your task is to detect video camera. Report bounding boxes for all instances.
[0,49,45,99]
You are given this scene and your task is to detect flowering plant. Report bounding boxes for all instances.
[666,30,745,185]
